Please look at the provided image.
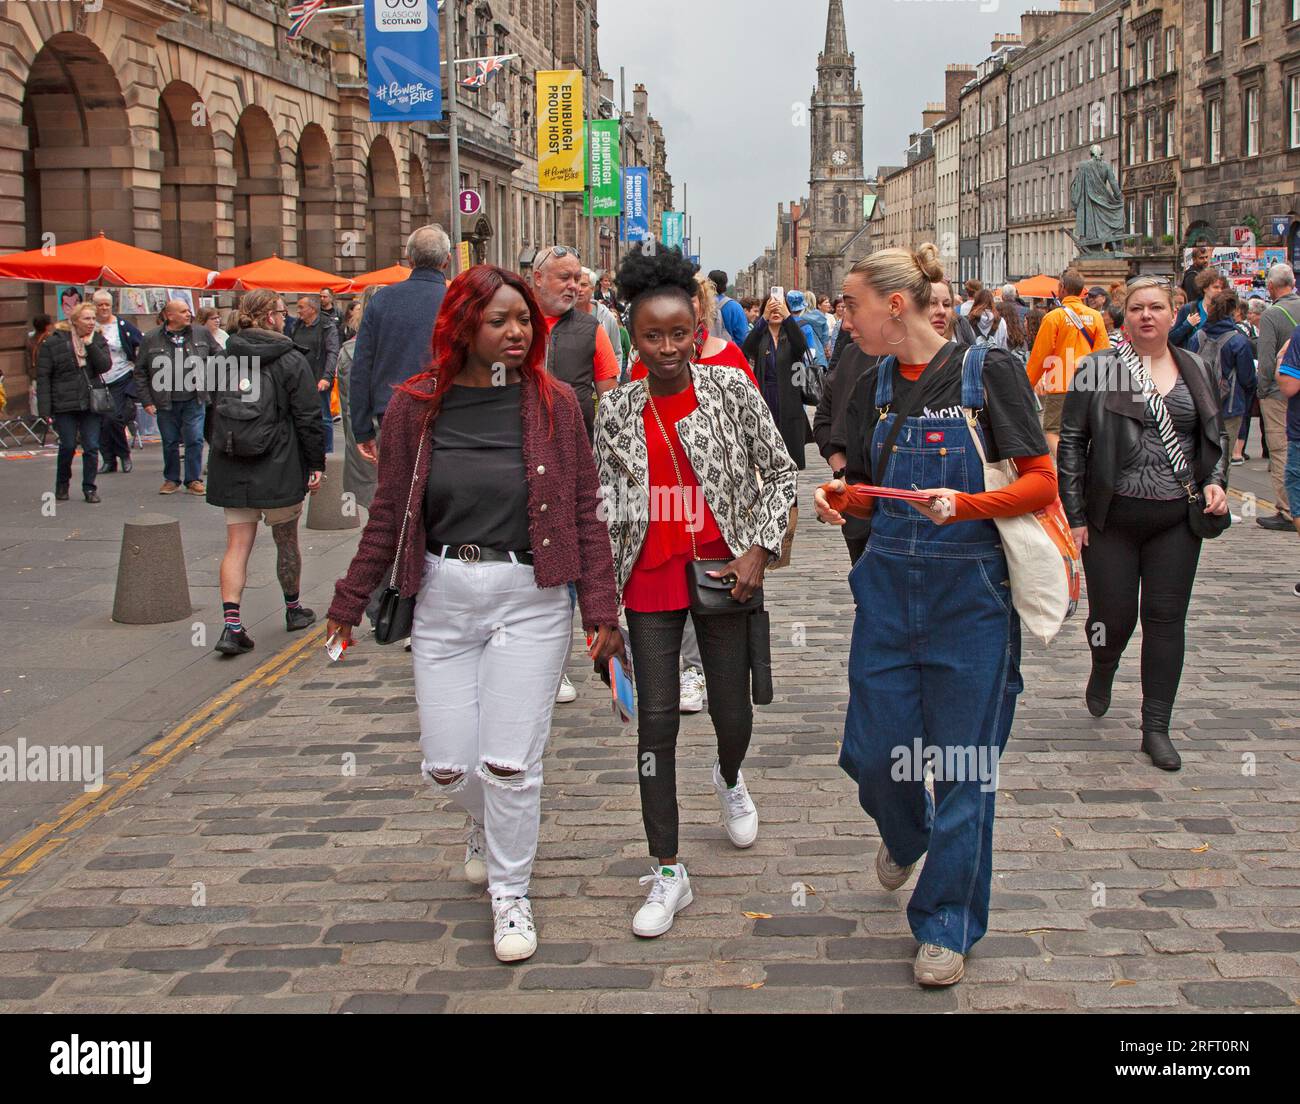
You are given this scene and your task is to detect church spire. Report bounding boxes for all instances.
[822,0,849,60]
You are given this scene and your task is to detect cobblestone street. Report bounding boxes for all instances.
[1,461,1297,1014]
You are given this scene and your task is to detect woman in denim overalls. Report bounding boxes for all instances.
[816,247,1056,987]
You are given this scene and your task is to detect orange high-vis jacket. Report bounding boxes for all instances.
[1025,296,1111,395]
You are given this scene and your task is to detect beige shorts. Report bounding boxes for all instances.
[1040,392,1067,434]
[224,502,304,527]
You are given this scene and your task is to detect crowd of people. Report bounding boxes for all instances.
[15,221,1298,984]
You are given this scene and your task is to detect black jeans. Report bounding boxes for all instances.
[626,608,753,859]
[53,410,102,492]
[1083,495,1202,708]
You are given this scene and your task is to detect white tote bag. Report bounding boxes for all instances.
[963,412,1081,646]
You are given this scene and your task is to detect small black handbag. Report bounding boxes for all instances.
[373,415,431,645]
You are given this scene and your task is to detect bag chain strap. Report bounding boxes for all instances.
[391,411,432,589]
[643,380,699,562]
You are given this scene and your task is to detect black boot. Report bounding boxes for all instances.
[83,488,101,504]
[1140,699,1181,771]
[54,484,69,502]
[1085,661,1119,717]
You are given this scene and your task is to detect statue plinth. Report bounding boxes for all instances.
[1073,255,1138,289]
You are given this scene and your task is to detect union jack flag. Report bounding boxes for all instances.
[287,0,326,39]
[461,55,511,89]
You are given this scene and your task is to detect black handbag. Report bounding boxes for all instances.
[372,415,431,644]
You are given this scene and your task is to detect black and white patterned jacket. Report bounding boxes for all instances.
[593,364,799,594]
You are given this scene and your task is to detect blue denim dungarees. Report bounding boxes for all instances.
[839,347,1024,955]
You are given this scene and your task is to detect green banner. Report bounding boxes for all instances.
[583,119,621,217]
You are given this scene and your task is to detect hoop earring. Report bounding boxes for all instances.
[882,315,907,346]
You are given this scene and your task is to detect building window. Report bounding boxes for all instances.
[1112,28,1121,69]
[1145,196,1155,239]
[1145,114,1156,162]
[1089,41,1096,80]
[1207,98,1222,163]
[1111,93,1120,137]
[1244,0,1262,39]
[1126,45,1136,88]
[1078,49,1085,86]
[1076,105,1084,146]
[1290,75,1300,149]
[1207,0,1223,54]
[1165,194,1176,238]
[1127,118,1137,165]
[1128,199,1137,235]
[1050,63,1057,97]
[1164,108,1176,157]
[1100,37,1107,75]
[1245,87,1261,157]
[1165,27,1176,73]
[1143,35,1155,81]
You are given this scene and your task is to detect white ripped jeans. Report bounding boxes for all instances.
[411,551,572,899]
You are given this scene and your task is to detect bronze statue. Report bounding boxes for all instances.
[1070,145,1127,253]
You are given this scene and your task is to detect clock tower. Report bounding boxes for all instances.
[807,0,869,296]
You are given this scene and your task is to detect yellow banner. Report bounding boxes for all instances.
[537,69,584,192]
[457,240,471,272]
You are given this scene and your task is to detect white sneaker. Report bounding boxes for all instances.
[679,667,705,713]
[712,762,758,848]
[632,864,693,937]
[491,896,537,962]
[464,821,487,886]
[555,673,577,703]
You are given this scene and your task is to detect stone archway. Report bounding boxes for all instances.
[409,152,430,228]
[296,124,336,272]
[366,136,403,270]
[233,106,282,263]
[22,33,133,250]
[159,81,218,267]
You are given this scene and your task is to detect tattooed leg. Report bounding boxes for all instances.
[271,519,302,598]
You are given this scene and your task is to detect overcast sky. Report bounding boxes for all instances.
[598,0,1040,281]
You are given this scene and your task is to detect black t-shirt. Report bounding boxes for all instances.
[424,383,530,553]
[844,343,1048,483]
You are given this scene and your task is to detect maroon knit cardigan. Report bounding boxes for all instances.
[328,375,620,630]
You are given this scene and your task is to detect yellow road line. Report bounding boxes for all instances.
[1227,487,1276,512]
[0,623,328,887]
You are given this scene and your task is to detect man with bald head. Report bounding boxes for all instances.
[135,297,221,494]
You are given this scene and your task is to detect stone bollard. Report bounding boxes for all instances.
[112,514,193,624]
[306,452,360,531]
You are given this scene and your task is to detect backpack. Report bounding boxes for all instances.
[1194,329,1237,404]
[797,318,828,370]
[211,363,281,458]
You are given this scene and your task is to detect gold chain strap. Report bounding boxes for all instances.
[643,380,699,562]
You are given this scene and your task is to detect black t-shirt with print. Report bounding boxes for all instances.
[843,343,1048,483]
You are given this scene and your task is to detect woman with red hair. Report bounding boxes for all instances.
[328,265,624,963]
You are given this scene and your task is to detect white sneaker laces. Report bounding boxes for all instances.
[724,777,752,819]
[495,897,533,934]
[638,871,674,907]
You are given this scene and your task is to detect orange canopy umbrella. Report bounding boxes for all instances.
[0,232,215,288]
[1016,275,1060,299]
[208,255,351,294]
[348,263,411,290]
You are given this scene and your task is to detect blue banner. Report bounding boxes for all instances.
[365,0,443,122]
[620,167,651,243]
[661,211,684,250]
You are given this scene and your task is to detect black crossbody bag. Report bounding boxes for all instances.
[373,414,432,644]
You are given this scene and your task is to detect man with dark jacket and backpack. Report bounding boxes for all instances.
[1193,290,1257,450]
[206,290,325,657]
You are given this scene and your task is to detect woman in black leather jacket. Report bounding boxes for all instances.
[1058,276,1229,772]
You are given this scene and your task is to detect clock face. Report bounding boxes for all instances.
[831,149,849,167]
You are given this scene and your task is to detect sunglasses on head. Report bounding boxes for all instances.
[536,245,580,272]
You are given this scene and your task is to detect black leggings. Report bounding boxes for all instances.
[625,608,753,859]
[1083,495,1202,708]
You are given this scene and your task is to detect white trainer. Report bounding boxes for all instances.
[492,896,537,962]
[632,865,693,937]
[464,821,487,886]
[555,673,577,703]
[712,762,758,848]
[678,667,705,713]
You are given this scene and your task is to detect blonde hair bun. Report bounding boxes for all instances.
[914,243,945,284]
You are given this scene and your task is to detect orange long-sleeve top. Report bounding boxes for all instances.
[825,361,1057,523]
